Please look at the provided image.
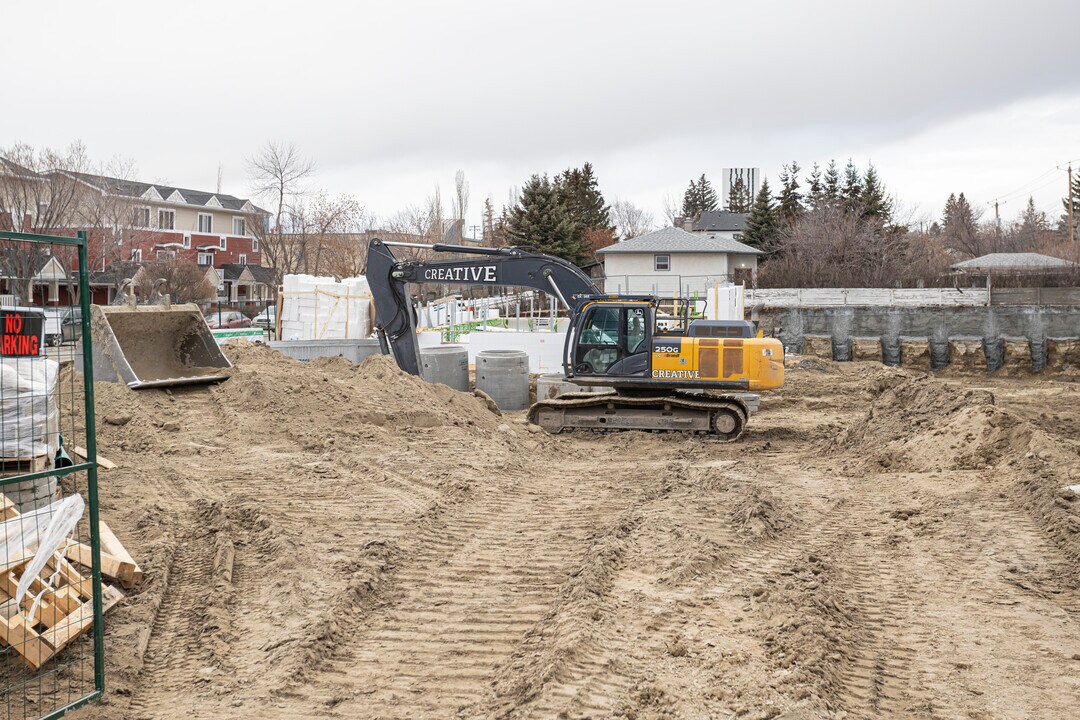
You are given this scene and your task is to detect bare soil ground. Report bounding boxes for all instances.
[66,345,1080,719]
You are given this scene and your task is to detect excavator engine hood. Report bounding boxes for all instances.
[90,303,232,388]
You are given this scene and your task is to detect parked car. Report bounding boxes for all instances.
[251,306,276,331]
[42,307,67,346]
[205,311,251,329]
[61,308,83,344]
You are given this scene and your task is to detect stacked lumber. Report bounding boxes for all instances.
[0,497,138,669]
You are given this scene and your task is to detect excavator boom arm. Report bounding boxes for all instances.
[366,238,602,375]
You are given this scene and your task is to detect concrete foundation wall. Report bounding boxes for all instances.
[764,305,1080,371]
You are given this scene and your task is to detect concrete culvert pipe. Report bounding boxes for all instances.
[420,346,470,392]
[476,350,530,411]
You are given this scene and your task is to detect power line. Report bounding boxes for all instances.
[991,156,1080,203]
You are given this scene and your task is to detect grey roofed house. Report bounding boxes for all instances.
[950,252,1078,272]
[690,210,748,233]
[0,157,44,179]
[61,171,267,213]
[596,226,764,256]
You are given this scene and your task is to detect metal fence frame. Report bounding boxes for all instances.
[0,230,104,719]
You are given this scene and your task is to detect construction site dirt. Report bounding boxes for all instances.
[68,344,1080,719]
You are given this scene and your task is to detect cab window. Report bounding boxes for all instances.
[625,307,646,354]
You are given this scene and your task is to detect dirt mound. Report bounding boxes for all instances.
[833,376,1040,471]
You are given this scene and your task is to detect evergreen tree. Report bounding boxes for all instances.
[681,177,699,217]
[805,162,824,210]
[777,161,803,226]
[726,175,752,212]
[505,174,584,264]
[681,173,719,216]
[1019,196,1048,248]
[823,160,841,205]
[742,179,780,250]
[942,191,981,257]
[841,159,863,208]
[558,162,612,232]
[860,163,892,222]
[556,162,614,259]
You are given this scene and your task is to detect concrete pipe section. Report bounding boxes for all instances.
[476,349,530,411]
[420,346,470,392]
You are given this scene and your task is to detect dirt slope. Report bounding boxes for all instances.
[63,349,1080,719]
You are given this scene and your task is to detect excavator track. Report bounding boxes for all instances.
[527,391,750,441]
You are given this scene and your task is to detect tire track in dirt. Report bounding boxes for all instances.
[126,525,217,720]
[499,459,846,718]
[293,457,652,717]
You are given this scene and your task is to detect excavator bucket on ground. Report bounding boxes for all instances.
[90,303,232,388]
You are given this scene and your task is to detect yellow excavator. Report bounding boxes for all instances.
[366,238,784,440]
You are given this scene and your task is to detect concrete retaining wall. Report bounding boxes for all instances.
[765,305,1080,372]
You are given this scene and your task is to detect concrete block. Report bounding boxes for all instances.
[1001,337,1033,373]
[802,335,834,360]
[1046,337,1080,371]
[850,337,883,362]
[899,337,931,370]
[947,337,986,372]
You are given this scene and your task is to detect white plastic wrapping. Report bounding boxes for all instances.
[4,495,84,621]
[0,357,60,460]
[280,274,371,341]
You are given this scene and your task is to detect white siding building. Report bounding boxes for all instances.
[596,226,763,295]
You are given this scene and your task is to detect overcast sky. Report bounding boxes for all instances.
[4,0,1080,232]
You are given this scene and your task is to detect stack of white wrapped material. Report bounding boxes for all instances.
[0,358,59,460]
[279,275,371,341]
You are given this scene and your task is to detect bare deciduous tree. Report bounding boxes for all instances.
[247,141,316,278]
[0,142,91,301]
[661,193,681,226]
[135,256,215,303]
[610,198,655,240]
[453,170,469,224]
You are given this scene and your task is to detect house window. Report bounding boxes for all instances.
[232,217,246,235]
[654,254,670,271]
[198,213,213,233]
[133,207,150,228]
[219,236,227,250]
[238,254,247,265]
[132,248,143,262]
[198,252,213,265]
[156,250,176,261]
[158,209,175,230]
[252,238,259,253]
[182,233,191,249]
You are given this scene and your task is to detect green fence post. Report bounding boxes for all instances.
[77,231,106,696]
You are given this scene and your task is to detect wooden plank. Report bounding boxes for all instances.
[0,614,52,669]
[39,602,93,652]
[69,446,117,470]
[62,542,128,586]
[98,521,142,588]
[0,495,17,520]
[38,585,122,654]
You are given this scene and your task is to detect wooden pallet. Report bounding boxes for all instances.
[0,454,49,476]
[0,497,124,669]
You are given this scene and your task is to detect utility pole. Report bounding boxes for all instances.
[1069,164,1075,244]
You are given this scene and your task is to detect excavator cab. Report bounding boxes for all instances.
[572,302,652,377]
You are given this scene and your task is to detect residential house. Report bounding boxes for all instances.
[60,171,270,270]
[676,210,748,241]
[0,253,76,306]
[219,263,276,305]
[596,226,764,294]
